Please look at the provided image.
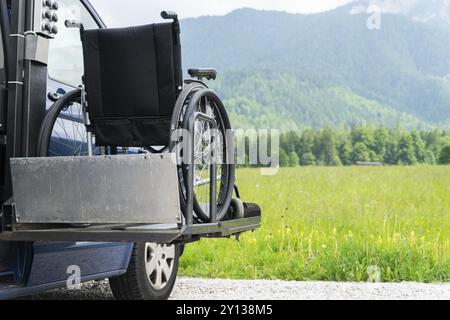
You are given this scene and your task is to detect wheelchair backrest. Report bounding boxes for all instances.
[81,23,182,147]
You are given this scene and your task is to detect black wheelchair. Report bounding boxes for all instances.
[36,12,241,224]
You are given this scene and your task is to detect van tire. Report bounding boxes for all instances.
[109,242,180,300]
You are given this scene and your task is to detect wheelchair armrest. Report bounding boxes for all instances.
[188,68,217,81]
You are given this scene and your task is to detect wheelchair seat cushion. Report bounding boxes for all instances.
[82,23,181,147]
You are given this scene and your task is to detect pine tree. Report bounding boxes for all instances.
[338,141,353,165]
[374,126,389,161]
[318,127,339,166]
[279,148,289,167]
[384,137,398,165]
[397,133,418,165]
[424,149,436,165]
[411,130,426,163]
[438,145,450,165]
[337,128,353,166]
[283,131,301,154]
[351,126,374,149]
[423,129,442,156]
[289,151,300,167]
[299,129,315,158]
[301,152,316,166]
[352,142,371,163]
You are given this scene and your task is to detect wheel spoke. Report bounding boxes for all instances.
[154,266,162,288]
[161,259,172,279]
[190,98,227,217]
[163,246,175,259]
[145,243,158,276]
[48,99,96,157]
[146,257,157,276]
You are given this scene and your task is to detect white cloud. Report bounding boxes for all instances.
[89,0,353,27]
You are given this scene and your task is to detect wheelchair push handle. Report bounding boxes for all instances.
[65,20,84,30]
[161,11,179,32]
[161,11,181,46]
[161,11,178,21]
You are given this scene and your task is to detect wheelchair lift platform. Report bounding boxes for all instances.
[0,153,261,243]
[0,216,262,243]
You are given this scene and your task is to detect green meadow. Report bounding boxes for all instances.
[180,167,450,282]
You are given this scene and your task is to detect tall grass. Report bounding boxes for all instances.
[179,167,450,282]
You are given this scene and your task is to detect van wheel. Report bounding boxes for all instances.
[109,242,180,300]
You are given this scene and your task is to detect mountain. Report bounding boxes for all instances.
[408,0,450,28]
[350,0,450,30]
[180,6,450,130]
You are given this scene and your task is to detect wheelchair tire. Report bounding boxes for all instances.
[170,83,236,223]
[170,82,208,223]
[230,198,245,220]
[109,243,180,300]
[37,89,85,157]
[37,89,98,228]
[181,88,235,223]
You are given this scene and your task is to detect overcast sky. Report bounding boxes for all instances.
[90,0,353,27]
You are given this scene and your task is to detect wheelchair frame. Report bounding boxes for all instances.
[0,0,261,243]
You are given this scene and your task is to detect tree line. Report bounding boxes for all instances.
[238,126,450,167]
[278,126,450,167]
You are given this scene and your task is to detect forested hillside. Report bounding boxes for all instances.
[181,6,450,130]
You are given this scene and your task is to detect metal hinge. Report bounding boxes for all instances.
[24,33,49,65]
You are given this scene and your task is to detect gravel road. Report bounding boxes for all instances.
[29,278,450,300]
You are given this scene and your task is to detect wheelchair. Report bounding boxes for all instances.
[36,11,240,224]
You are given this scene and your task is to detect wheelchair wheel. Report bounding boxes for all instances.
[37,89,99,157]
[171,86,235,223]
[170,82,207,223]
[37,89,100,228]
